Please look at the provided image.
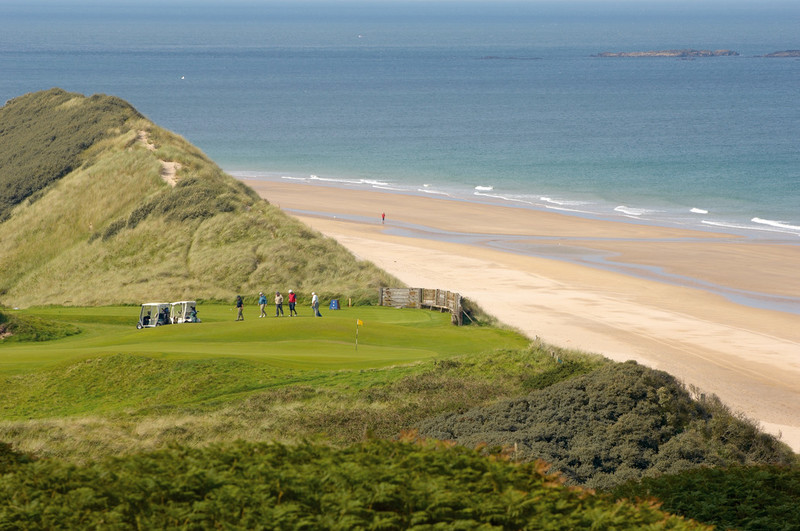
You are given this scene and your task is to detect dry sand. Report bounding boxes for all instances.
[243,178,800,451]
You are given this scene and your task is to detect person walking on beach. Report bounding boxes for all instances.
[381,212,385,224]
[258,291,267,318]
[235,295,244,321]
[311,292,322,317]
[275,291,284,317]
[287,289,298,316]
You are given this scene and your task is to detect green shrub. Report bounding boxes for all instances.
[612,465,800,531]
[522,358,595,390]
[126,200,155,229]
[418,361,795,489]
[0,442,36,474]
[101,217,126,241]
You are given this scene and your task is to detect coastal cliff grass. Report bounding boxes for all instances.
[0,89,398,307]
[0,89,143,222]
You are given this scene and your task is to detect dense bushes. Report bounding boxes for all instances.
[0,438,709,529]
[0,442,35,474]
[417,361,795,489]
[612,465,800,531]
[0,89,142,221]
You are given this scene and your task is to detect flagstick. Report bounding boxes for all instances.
[355,319,363,350]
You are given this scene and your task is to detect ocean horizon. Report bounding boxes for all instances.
[2,0,798,239]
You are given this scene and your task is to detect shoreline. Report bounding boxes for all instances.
[230,171,800,243]
[241,177,800,452]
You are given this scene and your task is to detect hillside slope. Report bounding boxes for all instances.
[0,89,397,307]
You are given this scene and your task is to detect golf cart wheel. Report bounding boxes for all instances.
[136,323,143,329]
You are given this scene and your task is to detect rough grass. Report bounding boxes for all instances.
[0,311,81,343]
[0,89,143,222]
[0,89,399,308]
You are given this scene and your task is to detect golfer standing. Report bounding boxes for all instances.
[287,289,298,316]
[258,291,267,318]
[275,291,284,317]
[311,292,322,317]
[235,295,244,321]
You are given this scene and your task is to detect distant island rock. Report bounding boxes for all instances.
[592,49,739,58]
[759,50,800,57]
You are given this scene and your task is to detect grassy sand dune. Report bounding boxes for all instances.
[0,89,396,308]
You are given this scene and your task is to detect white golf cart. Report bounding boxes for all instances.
[136,302,171,329]
[170,301,201,324]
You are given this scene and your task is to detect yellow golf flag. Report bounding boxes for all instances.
[357,319,363,326]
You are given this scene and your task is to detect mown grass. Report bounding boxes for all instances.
[0,304,543,461]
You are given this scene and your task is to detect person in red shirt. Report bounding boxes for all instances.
[287,289,298,316]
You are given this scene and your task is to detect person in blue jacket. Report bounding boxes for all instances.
[258,291,267,318]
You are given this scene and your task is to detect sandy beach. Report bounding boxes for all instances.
[243,178,800,451]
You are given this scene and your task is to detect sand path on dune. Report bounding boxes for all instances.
[244,179,800,451]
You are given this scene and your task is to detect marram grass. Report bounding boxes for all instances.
[0,89,398,308]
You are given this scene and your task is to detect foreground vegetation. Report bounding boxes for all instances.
[2,305,798,529]
[0,89,396,308]
[0,438,711,530]
[612,465,800,531]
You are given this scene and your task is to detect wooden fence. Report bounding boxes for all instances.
[379,288,463,325]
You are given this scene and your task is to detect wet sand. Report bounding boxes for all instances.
[243,178,800,451]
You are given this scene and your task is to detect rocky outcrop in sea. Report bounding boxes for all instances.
[593,49,739,58]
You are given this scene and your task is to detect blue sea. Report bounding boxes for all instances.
[2,0,799,239]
